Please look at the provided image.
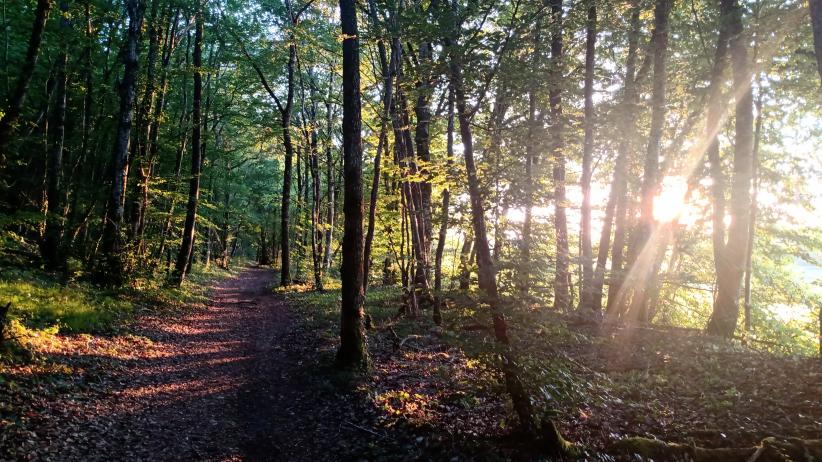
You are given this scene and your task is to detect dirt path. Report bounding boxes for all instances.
[6,266,382,462]
[86,266,300,461]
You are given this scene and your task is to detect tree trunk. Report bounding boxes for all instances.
[336,0,369,369]
[578,0,597,312]
[363,0,394,291]
[549,0,570,312]
[323,94,335,271]
[280,42,296,287]
[447,17,572,452]
[597,3,641,316]
[743,84,762,333]
[172,6,203,285]
[41,0,70,270]
[625,0,671,323]
[706,0,755,338]
[98,0,146,284]
[520,16,542,297]
[434,87,454,292]
[0,0,51,163]
[129,0,162,254]
[809,0,822,84]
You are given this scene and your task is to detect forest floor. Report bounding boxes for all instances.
[1,266,820,461]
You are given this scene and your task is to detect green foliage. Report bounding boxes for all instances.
[0,266,131,333]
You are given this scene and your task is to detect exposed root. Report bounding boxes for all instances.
[613,436,822,462]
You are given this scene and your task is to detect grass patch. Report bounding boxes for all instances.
[0,266,131,333]
[0,262,240,341]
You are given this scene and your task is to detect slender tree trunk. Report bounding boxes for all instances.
[520,16,541,297]
[447,18,571,452]
[280,42,296,287]
[706,0,755,338]
[596,3,640,315]
[625,0,671,323]
[434,87,454,292]
[578,0,597,312]
[129,0,162,254]
[809,0,822,84]
[0,0,51,163]
[323,95,335,271]
[413,40,434,288]
[363,0,394,291]
[743,85,762,334]
[549,0,570,311]
[41,0,70,269]
[98,0,146,284]
[336,0,368,369]
[172,6,203,285]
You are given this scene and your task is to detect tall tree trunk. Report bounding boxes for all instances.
[98,0,146,284]
[413,40,434,288]
[625,0,671,323]
[434,87,454,292]
[595,3,640,315]
[363,0,394,291]
[743,84,762,334]
[520,16,542,297]
[172,5,203,285]
[336,0,369,369]
[0,0,51,164]
[446,14,572,452]
[706,0,755,338]
[41,0,70,269]
[549,0,570,312]
[323,94,335,271]
[129,0,162,254]
[809,0,822,84]
[578,0,597,312]
[280,42,296,286]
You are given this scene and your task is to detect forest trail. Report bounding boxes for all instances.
[90,266,299,461]
[5,267,368,462]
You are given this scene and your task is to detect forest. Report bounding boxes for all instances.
[0,0,820,459]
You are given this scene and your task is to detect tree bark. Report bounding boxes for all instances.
[624,0,671,323]
[172,5,203,285]
[578,0,597,311]
[363,0,394,291]
[809,0,822,84]
[446,13,572,453]
[0,0,51,164]
[41,0,70,270]
[434,87,454,292]
[706,0,755,338]
[549,0,570,312]
[98,0,146,284]
[336,0,369,369]
[595,3,640,315]
[280,41,296,287]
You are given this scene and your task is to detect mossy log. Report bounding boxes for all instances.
[613,436,822,462]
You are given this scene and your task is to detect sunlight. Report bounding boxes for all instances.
[653,176,688,223]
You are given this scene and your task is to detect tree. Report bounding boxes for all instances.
[336,0,368,369]
[172,2,204,285]
[706,0,755,338]
[0,0,51,166]
[578,0,597,313]
[98,0,146,285]
[41,0,71,270]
